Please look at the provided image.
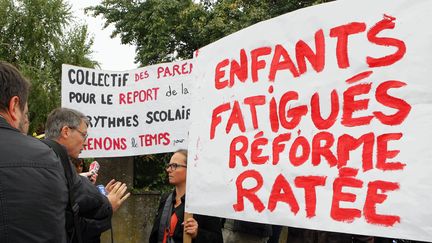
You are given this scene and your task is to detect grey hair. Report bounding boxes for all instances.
[45,107,89,139]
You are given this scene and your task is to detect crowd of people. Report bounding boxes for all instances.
[0,60,427,243]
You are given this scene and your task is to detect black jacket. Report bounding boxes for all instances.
[76,175,112,243]
[149,191,223,243]
[0,117,68,243]
[226,219,272,237]
[46,139,112,243]
[74,174,112,243]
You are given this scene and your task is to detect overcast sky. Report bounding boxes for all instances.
[70,0,137,71]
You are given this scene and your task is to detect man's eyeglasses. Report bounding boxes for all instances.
[165,163,187,171]
[69,126,88,139]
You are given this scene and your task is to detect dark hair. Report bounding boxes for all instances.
[0,62,30,112]
[70,158,87,172]
[174,149,188,164]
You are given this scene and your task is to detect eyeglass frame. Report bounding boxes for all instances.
[165,163,187,171]
[68,126,88,140]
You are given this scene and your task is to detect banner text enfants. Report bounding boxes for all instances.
[209,15,410,227]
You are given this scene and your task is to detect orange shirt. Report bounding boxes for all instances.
[162,212,178,243]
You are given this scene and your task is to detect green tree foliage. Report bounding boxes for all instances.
[0,0,97,133]
[89,0,333,66]
[133,152,173,192]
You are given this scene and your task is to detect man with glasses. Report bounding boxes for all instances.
[0,62,69,242]
[45,108,89,159]
[45,107,130,243]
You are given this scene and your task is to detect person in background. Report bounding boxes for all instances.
[286,227,374,243]
[222,219,272,243]
[71,157,86,173]
[267,225,283,243]
[0,61,68,242]
[149,149,223,243]
[71,157,98,184]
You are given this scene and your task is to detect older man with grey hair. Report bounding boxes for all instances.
[45,107,130,243]
[45,107,90,159]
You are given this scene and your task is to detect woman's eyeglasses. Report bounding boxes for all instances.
[165,163,187,171]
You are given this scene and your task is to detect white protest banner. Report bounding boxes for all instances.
[61,60,193,158]
[186,0,432,241]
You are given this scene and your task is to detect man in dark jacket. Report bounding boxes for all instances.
[45,107,130,242]
[0,61,69,242]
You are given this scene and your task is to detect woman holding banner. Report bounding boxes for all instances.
[149,149,223,243]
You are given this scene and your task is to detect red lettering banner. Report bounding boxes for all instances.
[185,0,432,241]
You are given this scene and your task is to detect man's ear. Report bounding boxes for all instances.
[8,96,21,122]
[59,125,71,139]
